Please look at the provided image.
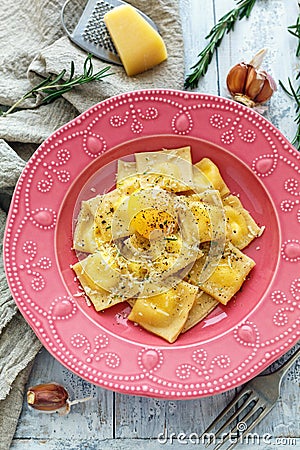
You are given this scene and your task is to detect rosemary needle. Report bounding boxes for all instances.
[184,0,257,89]
[1,54,113,116]
[279,77,300,150]
[287,14,300,57]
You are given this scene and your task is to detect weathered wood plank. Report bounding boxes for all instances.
[180,0,219,93]
[114,393,238,439]
[163,390,237,436]
[14,348,114,440]
[10,437,300,449]
[114,364,299,440]
[114,394,167,438]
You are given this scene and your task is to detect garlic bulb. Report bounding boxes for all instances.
[27,382,91,415]
[226,49,277,108]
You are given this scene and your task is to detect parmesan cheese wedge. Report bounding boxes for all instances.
[104,5,168,76]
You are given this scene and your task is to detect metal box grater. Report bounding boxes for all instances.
[61,0,159,65]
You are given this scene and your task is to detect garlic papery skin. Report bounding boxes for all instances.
[226,49,276,107]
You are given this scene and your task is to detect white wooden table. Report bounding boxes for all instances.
[11,1,299,448]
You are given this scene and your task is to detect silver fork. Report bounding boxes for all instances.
[202,346,300,450]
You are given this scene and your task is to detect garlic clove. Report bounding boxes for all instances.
[27,382,69,413]
[254,77,274,104]
[26,382,92,415]
[226,63,248,96]
[244,67,266,100]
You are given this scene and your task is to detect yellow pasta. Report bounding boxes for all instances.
[187,242,256,305]
[195,158,230,197]
[128,281,198,343]
[223,195,262,249]
[181,291,218,333]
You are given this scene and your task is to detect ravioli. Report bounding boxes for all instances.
[179,197,226,243]
[181,291,218,333]
[223,195,263,249]
[73,259,127,311]
[195,158,230,197]
[73,196,102,253]
[94,189,130,243]
[116,160,140,195]
[135,146,194,192]
[127,281,198,343]
[188,242,256,305]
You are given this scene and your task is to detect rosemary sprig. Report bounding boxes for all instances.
[279,77,300,149]
[279,12,300,150]
[184,0,257,89]
[287,14,300,57]
[1,54,113,116]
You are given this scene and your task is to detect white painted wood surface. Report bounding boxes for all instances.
[11,0,299,449]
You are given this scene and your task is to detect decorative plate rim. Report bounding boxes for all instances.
[4,89,300,399]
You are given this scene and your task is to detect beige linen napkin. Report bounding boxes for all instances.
[0,0,184,143]
[0,0,184,448]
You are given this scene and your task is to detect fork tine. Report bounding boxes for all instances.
[202,387,251,434]
[226,403,274,450]
[212,392,258,438]
[212,400,266,450]
[200,387,252,445]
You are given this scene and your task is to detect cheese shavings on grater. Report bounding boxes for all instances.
[61,0,159,65]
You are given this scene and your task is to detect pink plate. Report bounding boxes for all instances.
[4,90,300,399]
